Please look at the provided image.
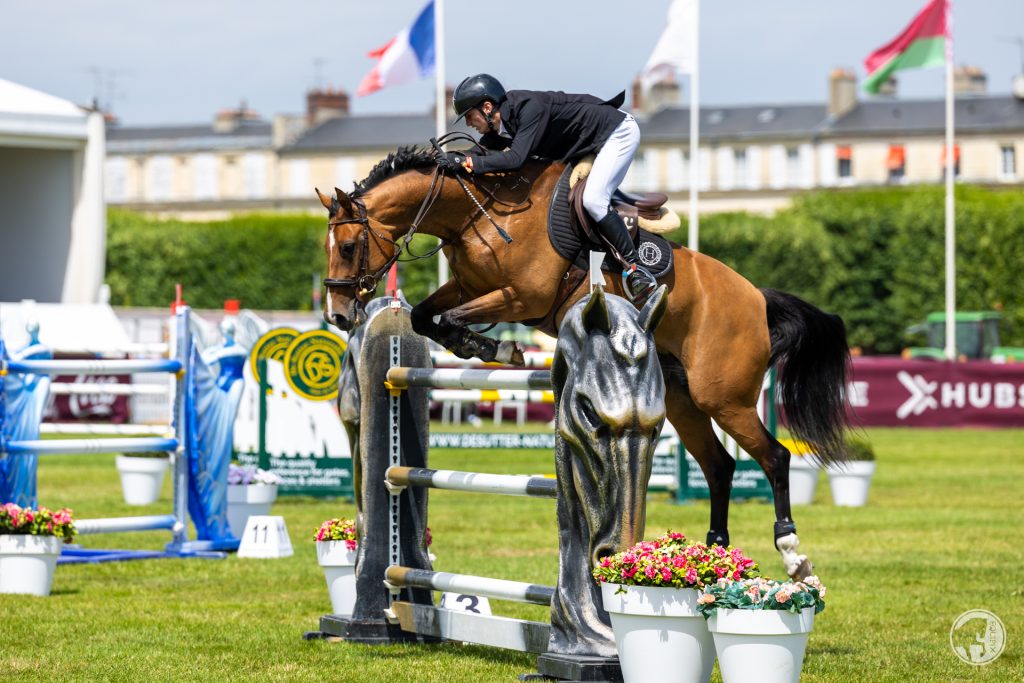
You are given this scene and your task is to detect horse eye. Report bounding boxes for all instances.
[577,395,602,429]
[340,241,356,258]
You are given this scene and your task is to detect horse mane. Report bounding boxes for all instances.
[353,146,436,196]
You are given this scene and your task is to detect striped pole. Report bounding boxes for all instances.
[2,358,183,376]
[430,350,554,369]
[429,389,555,404]
[49,383,170,396]
[386,367,551,391]
[2,437,177,455]
[75,515,177,535]
[386,566,554,606]
[386,466,557,499]
[39,423,173,436]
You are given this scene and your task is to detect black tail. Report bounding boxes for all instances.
[761,288,851,466]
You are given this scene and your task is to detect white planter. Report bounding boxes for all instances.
[115,455,170,506]
[707,607,814,683]
[826,461,876,507]
[317,541,358,617]
[788,456,819,505]
[226,484,278,537]
[0,535,62,596]
[600,583,714,683]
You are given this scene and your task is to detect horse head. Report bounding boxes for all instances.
[548,284,669,655]
[317,186,400,331]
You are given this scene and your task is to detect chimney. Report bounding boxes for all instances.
[953,65,987,94]
[306,88,350,125]
[213,100,260,133]
[632,76,645,114]
[828,68,858,117]
[646,72,681,113]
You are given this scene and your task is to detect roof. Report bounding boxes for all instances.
[640,103,828,142]
[825,95,1024,137]
[0,78,89,143]
[284,114,473,153]
[106,119,272,154]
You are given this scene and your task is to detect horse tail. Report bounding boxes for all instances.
[761,288,851,466]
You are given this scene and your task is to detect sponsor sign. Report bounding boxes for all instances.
[846,358,1024,427]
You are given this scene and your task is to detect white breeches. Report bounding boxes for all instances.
[582,113,641,221]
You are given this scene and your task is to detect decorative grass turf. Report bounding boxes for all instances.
[1,427,1021,681]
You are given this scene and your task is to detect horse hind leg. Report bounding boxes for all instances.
[662,356,736,548]
[716,407,814,580]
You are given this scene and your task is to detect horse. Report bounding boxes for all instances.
[316,146,850,579]
[548,285,667,657]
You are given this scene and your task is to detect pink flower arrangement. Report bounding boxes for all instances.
[0,503,76,542]
[591,531,760,589]
[697,575,827,616]
[315,518,357,550]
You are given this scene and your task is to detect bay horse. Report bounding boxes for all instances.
[316,146,850,579]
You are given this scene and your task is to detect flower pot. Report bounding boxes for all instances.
[707,607,814,683]
[317,541,358,616]
[600,583,714,683]
[0,535,62,596]
[226,484,278,538]
[826,461,876,507]
[788,456,819,505]
[115,455,170,506]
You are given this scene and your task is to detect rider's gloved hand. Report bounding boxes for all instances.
[436,151,470,173]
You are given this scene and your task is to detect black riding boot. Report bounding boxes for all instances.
[594,212,657,305]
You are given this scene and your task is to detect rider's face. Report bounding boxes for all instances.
[464,102,493,134]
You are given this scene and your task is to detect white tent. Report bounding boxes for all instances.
[0,78,105,304]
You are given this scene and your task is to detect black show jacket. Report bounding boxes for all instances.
[471,89,627,174]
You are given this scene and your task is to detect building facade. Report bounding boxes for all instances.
[105,70,1024,218]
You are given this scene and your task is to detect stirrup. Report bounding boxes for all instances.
[621,264,657,305]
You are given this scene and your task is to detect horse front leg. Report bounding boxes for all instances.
[410,279,468,350]
[436,287,531,365]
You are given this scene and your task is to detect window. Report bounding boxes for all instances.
[999,145,1016,179]
[105,157,128,202]
[786,148,801,187]
[734,149,748,184]
[665,149,686,192]
[836,145,852,179]
[886,145,906,183]
[288,159,310,197]
[243,153,267,199]
[192,154,218,200]
[940,144,960,179]
[146,155,173,201]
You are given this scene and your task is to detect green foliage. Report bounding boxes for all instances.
[843,436,876,462]
[107,184,1024,352]
[106,210,325,310]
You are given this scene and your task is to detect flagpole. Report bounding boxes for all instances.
[434,0,450,286]
[687,0,700,252]
[943,1,956,360]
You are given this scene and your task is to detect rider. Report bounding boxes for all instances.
[438,74,658,305]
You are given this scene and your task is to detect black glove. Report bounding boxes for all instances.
[436,151,468,172]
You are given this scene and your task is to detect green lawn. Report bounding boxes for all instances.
[1,427,1022,682]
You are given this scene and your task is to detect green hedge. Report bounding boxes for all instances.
[106,184,1024,352]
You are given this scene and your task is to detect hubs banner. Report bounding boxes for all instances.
[845,358,1024,428]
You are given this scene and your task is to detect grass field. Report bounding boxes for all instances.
[1,427,1022,682]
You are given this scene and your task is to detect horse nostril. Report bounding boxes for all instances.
[330,314,352,332]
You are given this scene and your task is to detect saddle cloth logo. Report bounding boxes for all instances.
[638,242,663,267]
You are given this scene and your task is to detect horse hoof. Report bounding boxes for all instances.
[787,554,813,580]
[497,341,525,366]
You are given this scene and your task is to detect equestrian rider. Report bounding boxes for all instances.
[437,73,658,305]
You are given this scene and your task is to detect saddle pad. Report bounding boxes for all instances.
[547,164,674,278]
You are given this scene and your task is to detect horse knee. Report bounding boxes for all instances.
[410,305,434,336]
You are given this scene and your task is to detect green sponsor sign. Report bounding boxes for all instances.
[675,447,773,502]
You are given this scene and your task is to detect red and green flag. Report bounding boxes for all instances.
[863,0,950,94]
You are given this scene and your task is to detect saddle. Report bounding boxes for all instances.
[547,161,677,280]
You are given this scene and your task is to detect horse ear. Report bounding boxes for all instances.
[335,187,355,214]
[582,287,611,335]
[638,285,669,334]
[315,188,336,215]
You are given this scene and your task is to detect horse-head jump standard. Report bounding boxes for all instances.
[547,285,668,658]
[318,147,851,579]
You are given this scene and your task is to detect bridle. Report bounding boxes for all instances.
[322,133,528,302]
[322,166,447,299]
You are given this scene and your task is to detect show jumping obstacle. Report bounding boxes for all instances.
[315,285,669,682]
[0,306,235,561]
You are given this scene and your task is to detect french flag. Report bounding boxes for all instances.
[357,1,436,97]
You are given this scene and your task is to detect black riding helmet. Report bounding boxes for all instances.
[452,74,506,122]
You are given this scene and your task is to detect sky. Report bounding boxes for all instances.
[2,1,1023,126]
